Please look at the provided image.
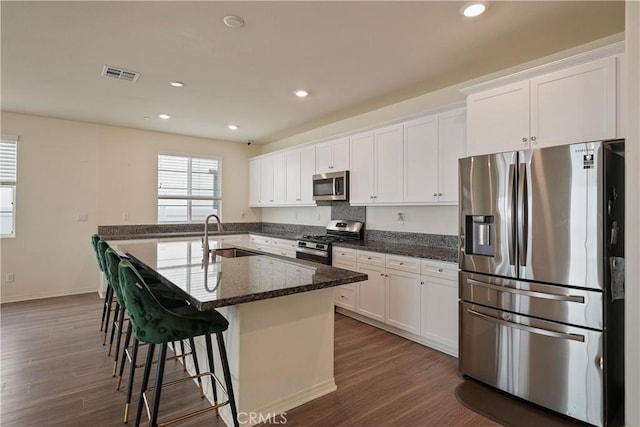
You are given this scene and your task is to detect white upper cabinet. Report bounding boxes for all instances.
[466,56,617,155]
[316,137,350,173]
[437,108,466,203]
[250,147,315,207]
[285,146,316,205]
[249,158,262,206]
[349,131,375,204]
[349,124,403,205]
[530,57,616,148]
[404,108,466,204]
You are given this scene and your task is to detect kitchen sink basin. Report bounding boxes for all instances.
[211,247,260,258]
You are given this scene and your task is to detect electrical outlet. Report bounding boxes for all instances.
[77,213,88,222]
[240,210,246,218]
[6,273,15,283]
[396,212,405,224]
[123,212,130,221]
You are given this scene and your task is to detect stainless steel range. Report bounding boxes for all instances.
[296,220,363,265]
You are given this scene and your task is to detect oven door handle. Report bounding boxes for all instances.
[467,308,585,342]
[295,246,329,257]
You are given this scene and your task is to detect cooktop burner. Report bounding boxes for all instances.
[300,234,347,243]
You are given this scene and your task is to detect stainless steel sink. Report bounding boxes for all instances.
[211,247,260,258]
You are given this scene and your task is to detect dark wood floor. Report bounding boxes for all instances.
[0,293,496,426]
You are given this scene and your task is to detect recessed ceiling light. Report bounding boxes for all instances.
[158,114,171,120]
[223,15,244,29]
[169,81,184,87]
[461,2,487,17]
[294,90,309,98]
[227,124,239,130]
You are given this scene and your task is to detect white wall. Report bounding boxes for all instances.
[0,112,260,303]
[625,1,640,425]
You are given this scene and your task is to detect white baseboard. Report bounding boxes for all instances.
[0,287,99,304]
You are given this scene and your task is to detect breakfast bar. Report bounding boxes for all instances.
[113,238,367,426]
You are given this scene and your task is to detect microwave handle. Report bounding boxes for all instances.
[333,178,338,196]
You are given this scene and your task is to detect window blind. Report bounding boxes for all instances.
[0,134,18,237]
[157,154,222,222]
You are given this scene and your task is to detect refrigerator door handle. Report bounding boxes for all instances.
[466,278,586,303]
[517,163,529,266]
[466,308,585,342]
[507,164,517,266]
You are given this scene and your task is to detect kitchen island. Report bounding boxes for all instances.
[113,238,367,427]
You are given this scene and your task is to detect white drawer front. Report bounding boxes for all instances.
[272,238,297,250]
[421,259,457,281]
[333,247,357,264]
[357,250,386,267]
[335,284,357,310]
[249,234,272,246]
[385,254,421,274]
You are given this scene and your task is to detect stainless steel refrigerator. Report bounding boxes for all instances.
[458,140,625,426]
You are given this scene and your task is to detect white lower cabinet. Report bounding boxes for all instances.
[385,269,421,334]
[248,234,297,258]
[333,246,459,357]
[356,263,386,322]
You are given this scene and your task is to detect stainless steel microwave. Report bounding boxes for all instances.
[312,171,349,201]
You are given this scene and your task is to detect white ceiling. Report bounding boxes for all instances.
[1,1,624,144]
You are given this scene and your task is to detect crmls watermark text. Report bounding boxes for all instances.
[237,412,288,424]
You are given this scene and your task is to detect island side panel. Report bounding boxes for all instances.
[189,288,337,426]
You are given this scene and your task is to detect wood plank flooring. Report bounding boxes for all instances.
[1,293,496,426]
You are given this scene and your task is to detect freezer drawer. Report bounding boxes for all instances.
[459,302,604,426]
[460,271,603,329]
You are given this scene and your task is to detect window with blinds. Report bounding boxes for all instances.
[0,135,17,237]
[157,154,222,222]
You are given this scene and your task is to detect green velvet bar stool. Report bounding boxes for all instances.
[95,238,117,346]
[103,249,202,424]
[92,234,115,334]
[118,259,239,427]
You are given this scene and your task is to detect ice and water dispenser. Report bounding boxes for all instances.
[464,215,495,257]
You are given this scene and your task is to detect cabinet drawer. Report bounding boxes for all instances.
[386,254,421,274]
[272,238,296,250]
[218,235,244,244]
[249,234,272,245]
[335,285,356,310]
[273,248,296,258]
[357,250,385,267]
[421,259,457,281]
[333,247,357,264]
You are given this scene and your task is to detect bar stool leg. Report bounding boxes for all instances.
[117,321,133,390]
[123,337,139,423]
[103,290,115,345]
[179,340,187,371]
[205,334,219,407]
[135,343,155,427]
[150,343,168,427]
[107,302,121,356]
[216,332,239,427]
[188,338,204,398]
[112,306,126,374]
[100,285,112,331]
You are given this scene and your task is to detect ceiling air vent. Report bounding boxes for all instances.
[101,65,140,82]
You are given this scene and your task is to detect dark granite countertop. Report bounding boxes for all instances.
[102,230,305,242]
[334,240,459,264]
[112,238,367,310]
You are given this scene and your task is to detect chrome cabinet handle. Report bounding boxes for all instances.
[522,137,528,142]
[531,136,537,141]
[467,308,585,342]
[438,192,443,196]
[466,278,585,303]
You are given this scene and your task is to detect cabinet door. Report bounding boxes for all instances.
[530,57,616,149]
[349,132,375,205]
[356,263,385,322]
[420,275,458,356]
[272,154,286,204]
[331,138,350,171]
[299,147,316,203]
[249,159,262,206]
[438,108,466,203]
[315,142,333,173]
[386,269,421,334]
[404,115,439,203]
[260,157,275,204]
[285,150,301,204]
[466,80,530,155]
[374,124,403,203]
